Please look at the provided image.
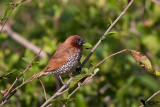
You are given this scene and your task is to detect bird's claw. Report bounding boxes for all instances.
[59,76,68,88]
[63,82,69,88]
[76,68,82,74]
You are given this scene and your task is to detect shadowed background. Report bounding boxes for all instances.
[0,0,160,107]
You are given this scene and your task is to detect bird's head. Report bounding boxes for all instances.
[65,35,86,48]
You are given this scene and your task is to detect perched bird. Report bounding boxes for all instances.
[31,35,85,84]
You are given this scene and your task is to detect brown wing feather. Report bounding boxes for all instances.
[44,46,72,72]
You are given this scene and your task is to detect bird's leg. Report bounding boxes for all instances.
[72,68,82,77]
[68,73,72,78]
[58,76,68,87]
[76,67,82,74]
[59,76,65,84]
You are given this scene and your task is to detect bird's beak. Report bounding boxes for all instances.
[79,39,86,45]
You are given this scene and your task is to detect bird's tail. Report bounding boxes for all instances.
[25,71,45,83]
[10,71,45,93]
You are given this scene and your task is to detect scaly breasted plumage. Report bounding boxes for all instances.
[33,35,85,79]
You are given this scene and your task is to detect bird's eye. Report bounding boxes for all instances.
[75,40,79,43]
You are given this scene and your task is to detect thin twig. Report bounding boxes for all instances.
[91,49,128,71]
[0,0,27,34]
[139,90,160,107]
[152,0,160,8]
[67,86,79,99]
[146,90,160,102]
[56,88,69,96]
[38,78,48,101]
[67,49,128,99]
[22,72,25,83]
[0,90,16,106]
[0,44,45,106]
[5,74,36,95]
[41,0,135,106]
[46,104,53,107]
[0,18,9,34]
[77,0,135,72]
[53,74,64,99]
[41,77,73,107]
[0,24,47,58]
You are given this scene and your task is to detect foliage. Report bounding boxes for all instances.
[0,0,160,107]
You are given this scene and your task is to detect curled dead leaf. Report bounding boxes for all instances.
[1,89,7,96]
[130,50,153,71]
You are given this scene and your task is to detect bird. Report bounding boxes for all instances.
[29,35,86,84]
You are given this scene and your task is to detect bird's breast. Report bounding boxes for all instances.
[53,49,82,75]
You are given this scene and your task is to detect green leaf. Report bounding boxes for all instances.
[1,6,11,20]
[83,68,89,73]
[21,57,31,64]
[0,33,8,39]
[101,31,117,40]
[137,74,160,91]
[107,18,113,24]
[76,94,87,107]
[100,36,106,40]
[93,68,99,74]
[130,50,160,76]
[129,50,159,75]
[33,61,39,65]
[130,50,152,71]
[69,74,90,88]
[0,70,20,80]
[1,8,9,19]
[154,70,160,76]
[107,31,117,36]
[83,42,92,49]
[78,82,81,87]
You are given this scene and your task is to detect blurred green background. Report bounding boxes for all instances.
[0,0,160,107]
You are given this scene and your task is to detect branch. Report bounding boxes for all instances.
[77,0,135,72]
[91,49,128,71]
[38,78,48,101]
[151,0,160,8]
[67,49,128,99]
[41,0,135,106]
[139,90,160,107]
[0,0,27,34]
[0,44,45,106]
[0,24,47,58]
[41,77,73,107]
[0,0,46,58]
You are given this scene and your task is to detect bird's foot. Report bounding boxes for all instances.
[68,73,72,77]
[72,68,82,77]
[76,68,82,74]
[59,76,69,88]
[63,82,69,88]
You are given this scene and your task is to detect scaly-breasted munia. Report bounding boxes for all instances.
[32,35,85,84]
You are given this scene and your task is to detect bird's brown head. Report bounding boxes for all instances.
[64,35,86,48]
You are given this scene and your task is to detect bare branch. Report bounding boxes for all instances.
[41,0,135,106]
[0,44,45,106]
[152,0,160,8]
[0,24,47,58]
[139,90,160,107]
[91,49,128,71]
[41,77,73,107]
[0,18,9,34]
[67,49,128,99]
[77,0,135,72]
[0,90,16,106]
[38,78,48,101]
[0,0,27,34]
[146,90,160,103]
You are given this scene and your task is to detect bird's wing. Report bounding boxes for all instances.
[44,47,72,72]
